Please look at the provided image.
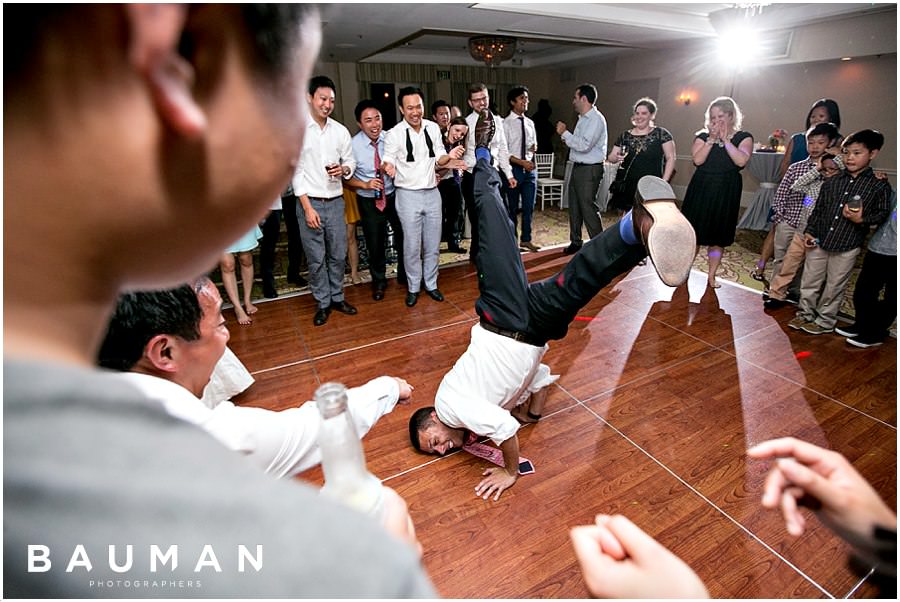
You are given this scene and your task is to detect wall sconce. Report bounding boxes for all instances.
[677,92,692,106]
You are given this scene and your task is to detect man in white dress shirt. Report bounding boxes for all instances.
[409,113,696,501]
[382,86,453,307]
[557,83,608,254]
[293,75,357,326]
[462,83,517,261]
[98,277,412,478]
[503,85,540,252]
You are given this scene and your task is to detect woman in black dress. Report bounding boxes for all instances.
[607,97,676,215]
[681,96,753,288]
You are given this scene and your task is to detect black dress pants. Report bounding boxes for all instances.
[472,157,644,343]
[357,192,406,286]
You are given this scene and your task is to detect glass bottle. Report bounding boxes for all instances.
[373,168,383,201]
[314,382,385,519]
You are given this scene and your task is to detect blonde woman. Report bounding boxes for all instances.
[681,96,753,288]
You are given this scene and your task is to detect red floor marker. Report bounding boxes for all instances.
[574,316,594,322]
[795,351,813,360]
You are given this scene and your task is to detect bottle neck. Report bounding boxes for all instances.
[318,410,371,483]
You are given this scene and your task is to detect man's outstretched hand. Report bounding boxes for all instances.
[747,437,896,543]
[475,467,517,501]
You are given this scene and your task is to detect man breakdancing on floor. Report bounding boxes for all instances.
[408,109,696,501]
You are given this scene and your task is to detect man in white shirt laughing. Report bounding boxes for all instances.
[98,277,411,478]
[382,87,453,307]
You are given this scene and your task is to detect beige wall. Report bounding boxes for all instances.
[517,13,898,192]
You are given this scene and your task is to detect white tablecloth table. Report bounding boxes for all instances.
[737,151,784,231]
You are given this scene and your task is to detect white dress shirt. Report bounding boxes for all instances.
[434,324,559,446]
[200,346,255,409]
[561,106,607,164]
[383,118,443,190]
[503,111,537,163]
[463,111,514,179]
[293,116,356,199]
[113,372,401,478]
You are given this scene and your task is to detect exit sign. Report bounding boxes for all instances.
[437,70,451,80]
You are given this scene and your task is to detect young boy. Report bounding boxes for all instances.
[834,191,897,347]
[764,122,840,308]
[791,130,892,334]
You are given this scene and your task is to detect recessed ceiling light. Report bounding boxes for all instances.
[841,56,852,61]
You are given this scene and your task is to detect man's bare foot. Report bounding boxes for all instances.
[246,303,258,315]
[511,405,541,424]
[351,273,362,285]
[235,307,252,325]
[708,279,721,289]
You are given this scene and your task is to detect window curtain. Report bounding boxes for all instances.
[357,63,521,116]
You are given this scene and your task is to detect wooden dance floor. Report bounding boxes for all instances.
[227,250,896,599]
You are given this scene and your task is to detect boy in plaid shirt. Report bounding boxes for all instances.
[791,130,892,334]
[763,122,840,307]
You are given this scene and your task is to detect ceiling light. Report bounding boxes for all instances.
[468,36,517,67]
[841,56,852,61]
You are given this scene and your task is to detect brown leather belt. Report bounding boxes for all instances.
[479,321,545,347]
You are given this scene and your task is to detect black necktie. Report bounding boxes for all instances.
[519,116,526,160]
[406,127,436,162]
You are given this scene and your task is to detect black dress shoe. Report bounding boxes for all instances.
[287,274,308,287]
[425,288,444,302]
[563,243,582,255]
[313,308,329,326]
[447,244,467,253]
[763,298,789,309]
[330,300,357,315]
[405,292,419,307]
[262,283,278,299]
[372,285,386,301]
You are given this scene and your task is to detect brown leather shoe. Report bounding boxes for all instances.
[474,110,495,148]
[519,241,541,252]
[634,176,696,287]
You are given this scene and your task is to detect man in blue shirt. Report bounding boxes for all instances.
[348,100,406,301]
[557,83,608,254]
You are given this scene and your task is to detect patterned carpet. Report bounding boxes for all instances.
[219,206,870,322]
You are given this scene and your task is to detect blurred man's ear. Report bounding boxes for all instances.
[142,334,180,375]
[125,4,206,138]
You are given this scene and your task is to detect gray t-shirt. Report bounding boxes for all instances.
[3,359,436,598]
[868,190,896,256]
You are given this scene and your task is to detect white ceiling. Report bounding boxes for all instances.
[317,2,894,68]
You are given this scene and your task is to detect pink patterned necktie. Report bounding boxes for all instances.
[462,432,532,475]
[373,141,386,211]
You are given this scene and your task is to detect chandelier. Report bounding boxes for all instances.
[468,36,517,67]
[733,3,770,17]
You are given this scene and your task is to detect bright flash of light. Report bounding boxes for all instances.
[716,25,760,68]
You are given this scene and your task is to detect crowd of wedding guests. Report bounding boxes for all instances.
[237,84,894,349]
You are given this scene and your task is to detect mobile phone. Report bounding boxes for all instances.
[518,460,535,475]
